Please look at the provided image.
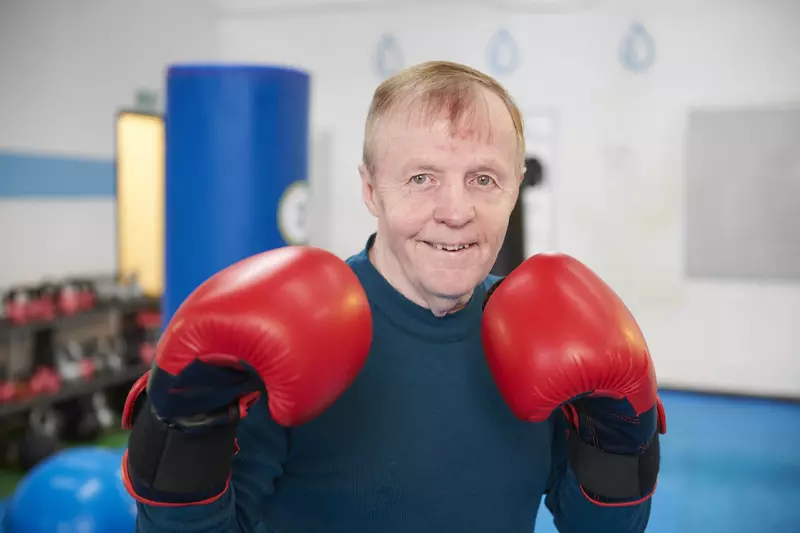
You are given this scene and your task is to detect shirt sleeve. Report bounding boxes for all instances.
[544,411,652,533]
[134,396,289,533]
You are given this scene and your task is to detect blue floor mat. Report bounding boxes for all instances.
[534,390,800,532]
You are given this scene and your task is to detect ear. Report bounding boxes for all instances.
[359,163,380,218]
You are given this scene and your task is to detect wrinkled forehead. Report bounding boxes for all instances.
[384,87,514,147]
[396,88,514,143]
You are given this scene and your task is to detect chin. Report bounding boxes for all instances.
[424,267,487,299]
[409,241,494,299]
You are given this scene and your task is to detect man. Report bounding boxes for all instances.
[122,61,665,532]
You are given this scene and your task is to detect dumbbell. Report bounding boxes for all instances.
[0,380,19,402]
[28,366,62,396]
[96,336,126,374]
[33,282,58,321]
[3,287,31,324]
[54,342,95,383]
[56,282,81,315]
[119,273,144,300]
[76,280,97,310]
[92,276,119,303]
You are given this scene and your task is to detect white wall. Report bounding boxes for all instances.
[214,0,800,397]
[0,0,217,287]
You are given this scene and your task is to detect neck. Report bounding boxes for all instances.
[368,233,472,317]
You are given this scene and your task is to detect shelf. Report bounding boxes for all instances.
[0,364,149,419]
[0,297,160,337]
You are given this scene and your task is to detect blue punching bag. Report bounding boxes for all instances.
[164,65,311,325]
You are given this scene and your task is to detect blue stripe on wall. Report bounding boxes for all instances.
[0,151,115,198]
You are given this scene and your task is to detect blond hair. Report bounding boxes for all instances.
[362,61,525,175]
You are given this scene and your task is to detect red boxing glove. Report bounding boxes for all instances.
[122,246,373,506]
[482,252,666,505]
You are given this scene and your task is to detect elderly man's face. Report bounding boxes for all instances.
[361,88,522,313]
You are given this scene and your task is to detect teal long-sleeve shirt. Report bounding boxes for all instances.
[135,238,652,533]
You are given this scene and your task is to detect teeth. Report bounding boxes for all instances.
[432,243,472,251]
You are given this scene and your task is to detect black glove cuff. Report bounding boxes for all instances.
[127,395,238,505]
[568,429,660,502]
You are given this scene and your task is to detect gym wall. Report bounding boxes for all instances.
[0,0,216,287]
[213,0,800,399]
[1,0,798,400]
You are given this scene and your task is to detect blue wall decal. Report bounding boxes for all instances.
[619,21,656,73]
[0,151,114,198]
[374,34,404,79]
[486,28,520,76]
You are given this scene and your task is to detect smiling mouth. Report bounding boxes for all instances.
[423,241,477,252]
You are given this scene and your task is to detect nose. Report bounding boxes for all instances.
[433,181,475,228]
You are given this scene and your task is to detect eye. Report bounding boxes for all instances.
[475,175,496,187]
[410,174,429,185]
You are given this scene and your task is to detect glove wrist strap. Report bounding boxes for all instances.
[124,395,238,506]
[568,429,661,504]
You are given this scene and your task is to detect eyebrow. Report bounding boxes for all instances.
[403,161,445,174]
[470,163,504,175]
[403,160,507,175]
[464,159,511,178]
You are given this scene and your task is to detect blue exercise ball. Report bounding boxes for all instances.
[5,446,136,532]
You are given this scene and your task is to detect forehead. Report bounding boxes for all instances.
[376,87,518,161]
